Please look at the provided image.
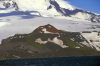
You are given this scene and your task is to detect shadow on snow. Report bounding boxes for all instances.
[0,11,39,19]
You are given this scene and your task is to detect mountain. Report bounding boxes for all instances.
[0,0,100,22]
[0,24,100,60]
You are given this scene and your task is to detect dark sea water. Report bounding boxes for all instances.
[0,56,100,66]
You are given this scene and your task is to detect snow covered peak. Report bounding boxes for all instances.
[54,0,75,10]
[14,0,51,11]
[13,0,75,10]
[0,0,75,15]
[11,0,75,17]
[0,0,100,22]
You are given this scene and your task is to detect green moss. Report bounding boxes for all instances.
[65,39,81,48]
[25,34,49,50]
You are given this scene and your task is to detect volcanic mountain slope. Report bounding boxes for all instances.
[34,24,62,33]
[0,24,100,60]
[0,0,100,22]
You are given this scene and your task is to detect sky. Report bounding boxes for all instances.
[66,0,100,14]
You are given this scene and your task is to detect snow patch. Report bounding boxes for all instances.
[71,12,91,20]
[48,37,67,48]
[35,37,68,48]
[35,38,48,44]
[82,32,100,51]
[42,28,52,33]
[75,46,80,49]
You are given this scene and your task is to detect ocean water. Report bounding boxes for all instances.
[0,56,100,66]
